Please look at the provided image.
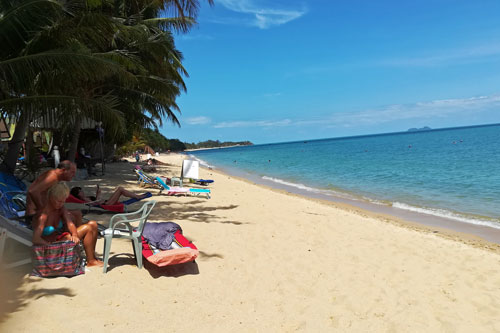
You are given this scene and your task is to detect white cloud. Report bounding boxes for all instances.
[298,42,500,76]
[178,34,214,41]
[263,92,282,97]
[185,116,211,125]
[314,95,500,128]
[379,43,500,67]
[211,94,500,129]
[215,0,307,29]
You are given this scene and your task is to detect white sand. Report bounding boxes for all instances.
[1,153,500,332]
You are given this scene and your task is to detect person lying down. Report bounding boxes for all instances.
[70,185,150,205]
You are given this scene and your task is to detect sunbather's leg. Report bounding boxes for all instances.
[106,186,148,205]
[77,221,103,267]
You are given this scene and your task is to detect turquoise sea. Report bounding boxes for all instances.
[186,124,500,231]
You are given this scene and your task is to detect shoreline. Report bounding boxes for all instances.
[188,154,500,248]
[2,153,500,331]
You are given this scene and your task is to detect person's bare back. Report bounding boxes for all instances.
[26,161,77,218]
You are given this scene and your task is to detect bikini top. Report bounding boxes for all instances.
[42,220,64,236]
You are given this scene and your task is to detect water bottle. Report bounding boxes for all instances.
[52,146,60,167]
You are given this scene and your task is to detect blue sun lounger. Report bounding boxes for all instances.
[135,169,162,189]
[0,171,27,219]
[155,177,211,199]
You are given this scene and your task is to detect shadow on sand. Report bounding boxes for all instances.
[102,252,200,279]
[0,263,76,324]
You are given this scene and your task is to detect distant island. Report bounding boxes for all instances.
[407,126,432,132]
[184,140,253,150]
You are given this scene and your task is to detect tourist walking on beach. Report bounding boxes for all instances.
[26,160,83,227]
[32,183,103,267]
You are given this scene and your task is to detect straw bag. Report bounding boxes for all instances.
[31,241,85,277]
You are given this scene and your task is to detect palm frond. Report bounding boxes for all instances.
[0,50,137,93]
[0,93,126,135]
[0,0,63,57]
[143,16,196,33]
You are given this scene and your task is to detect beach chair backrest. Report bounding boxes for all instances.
[181,160,199,180]
[108,200,156,236]
[0,172,27,219]
[155,176,170,191]
[102,200,156,273]
[0,172,27,193]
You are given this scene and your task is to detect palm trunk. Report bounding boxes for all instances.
[0,110,31,174]
[67,116,82,163]
[25,127,34,166]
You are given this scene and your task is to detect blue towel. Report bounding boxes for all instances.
[121,192,152,205]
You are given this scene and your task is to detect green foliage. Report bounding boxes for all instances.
[115,128,186,156]
[115,141,146,158]
[184,140,253,149]
[141,128,170,151]
[167,138,186,151]
[0,0,213,172]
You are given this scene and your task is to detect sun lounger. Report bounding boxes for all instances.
[0,215,32,269]
[155,176,211,199]
[134,168,162,189]
[141,230,198,267]
[0,171,27,219]
[65,192,153,214]
[194,179,214,186]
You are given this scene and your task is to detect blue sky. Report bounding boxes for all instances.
[160,0,500,144]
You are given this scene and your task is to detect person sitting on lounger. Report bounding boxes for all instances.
[32,182,103,267]
[70,185,150,205]
[26,160,83,227]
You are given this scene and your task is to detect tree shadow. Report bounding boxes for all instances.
[154,203,248,225]
[0,265,76,323]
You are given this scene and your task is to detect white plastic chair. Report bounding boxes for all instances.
[102,200,156,273]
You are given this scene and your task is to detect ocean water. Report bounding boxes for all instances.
[186,124,500,230]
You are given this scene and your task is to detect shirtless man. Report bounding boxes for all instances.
[32,182,103,267]
[25,160,83,227]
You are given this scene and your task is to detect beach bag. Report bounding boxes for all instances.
[31,241,85,277]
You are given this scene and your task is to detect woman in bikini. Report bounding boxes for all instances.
[32,182,103,267]
[70,185,149,206]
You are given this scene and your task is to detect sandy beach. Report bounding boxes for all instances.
[1,153,500,332]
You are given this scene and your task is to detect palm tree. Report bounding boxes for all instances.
[61,0,214,160]
[0,0,213,172]
[0,0,131,172]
